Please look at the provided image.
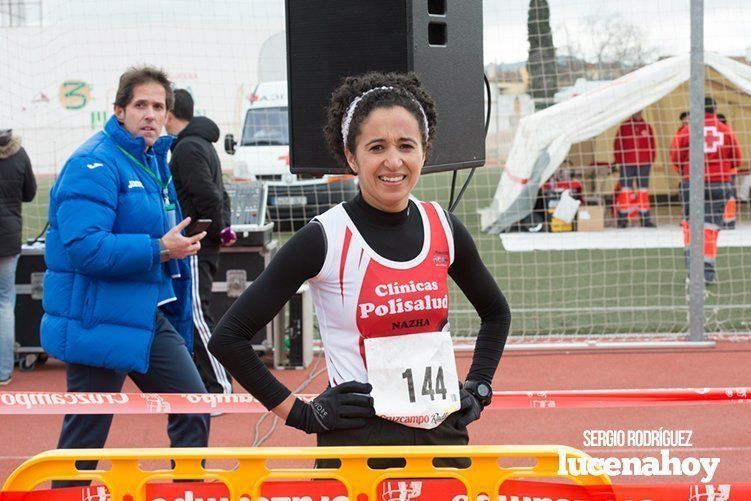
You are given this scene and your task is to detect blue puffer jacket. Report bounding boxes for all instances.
[41,116,193,373]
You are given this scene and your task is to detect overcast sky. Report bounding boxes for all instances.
[484,0,749,63]
[33,0,751,64]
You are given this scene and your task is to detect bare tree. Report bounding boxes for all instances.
[558,14,657,79]
[0,0,27,26]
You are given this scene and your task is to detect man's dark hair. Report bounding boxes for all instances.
[171,89,194,121]
[705,96,717,114]
[114,65,174,110]
[679,111,689,121]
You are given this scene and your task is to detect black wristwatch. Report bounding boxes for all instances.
[463,380,493,408]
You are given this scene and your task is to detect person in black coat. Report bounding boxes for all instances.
[0,129,37,385]
[166,90,235,398]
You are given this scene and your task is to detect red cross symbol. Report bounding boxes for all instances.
[704,126,724,153]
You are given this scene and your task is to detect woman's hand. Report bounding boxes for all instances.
[455,387,483,428]
[285,381,375,434]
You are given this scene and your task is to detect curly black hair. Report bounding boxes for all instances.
[323,72,437,169]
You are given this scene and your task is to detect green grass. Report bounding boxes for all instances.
[26,170,751,338]
[22,177,53,243]
[411,168,751,337]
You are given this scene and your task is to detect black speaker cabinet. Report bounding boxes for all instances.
[273,284,313,370]
[285,0,485,175]
[211,242,278,351]
[15,244,48,370]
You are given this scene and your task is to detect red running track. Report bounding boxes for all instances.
[1,342,749,485]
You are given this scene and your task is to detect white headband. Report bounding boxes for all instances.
[340,86,430,147]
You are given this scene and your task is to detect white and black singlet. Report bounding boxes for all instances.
[210,193,511,425]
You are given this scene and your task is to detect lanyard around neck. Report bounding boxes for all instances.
[103,130,171,192]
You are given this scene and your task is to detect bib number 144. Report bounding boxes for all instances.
[401,366,447,403]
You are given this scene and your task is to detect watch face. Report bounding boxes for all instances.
[477,384,491,398]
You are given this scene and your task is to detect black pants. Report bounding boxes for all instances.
[619,164,651,190]
[190,252,232,394]
[53,310,210,488]
[679,181,732,226]
[316,412,469,469]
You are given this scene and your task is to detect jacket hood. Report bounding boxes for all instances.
[0,135,21,160]
[174,116,220,147]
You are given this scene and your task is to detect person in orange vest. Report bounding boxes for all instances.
[614,110,657,228]
[716,113,737,229]
[669,97,743,285]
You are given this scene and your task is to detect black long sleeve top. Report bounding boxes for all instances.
[209,193,511,409]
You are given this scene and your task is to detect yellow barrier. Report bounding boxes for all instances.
[3,445,610,500]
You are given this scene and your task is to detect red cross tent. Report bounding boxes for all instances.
[480,53,751,233]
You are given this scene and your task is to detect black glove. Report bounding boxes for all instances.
[455,387,483,429]
[285,381,375,434]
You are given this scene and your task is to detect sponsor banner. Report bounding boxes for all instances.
[0,392,266,415]
[495,387,751,410]
[1,479,750,501]
[0,387,749,415]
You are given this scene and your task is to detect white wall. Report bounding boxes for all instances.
[0,20,284,174]
[485,84,535,164]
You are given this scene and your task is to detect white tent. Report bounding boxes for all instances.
[479,53,751,233]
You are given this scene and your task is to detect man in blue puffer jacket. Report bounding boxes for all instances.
[42,66,210,487]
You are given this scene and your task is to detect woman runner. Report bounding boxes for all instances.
[209,72,511,464]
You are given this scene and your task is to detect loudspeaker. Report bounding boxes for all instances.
[286,285,313,367]
[15,244,48,370]
[211,243,278,351]
[285,0,484,176]
[273,284,313,369]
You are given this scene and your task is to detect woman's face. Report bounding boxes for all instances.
[345,106,426,212]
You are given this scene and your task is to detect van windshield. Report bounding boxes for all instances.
[241,107,289,146]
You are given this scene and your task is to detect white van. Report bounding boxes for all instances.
[224,81,357,227]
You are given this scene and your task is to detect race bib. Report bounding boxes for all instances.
[364,331,460,429]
